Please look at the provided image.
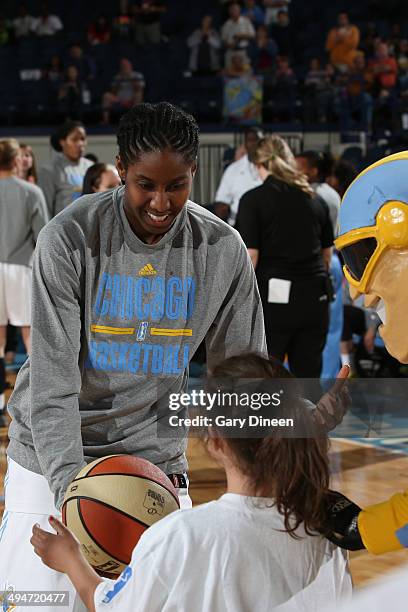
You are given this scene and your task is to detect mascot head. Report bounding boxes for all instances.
[335,151,408,363]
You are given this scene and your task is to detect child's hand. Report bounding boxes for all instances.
[30,516,82,574]
[314,365,351,431]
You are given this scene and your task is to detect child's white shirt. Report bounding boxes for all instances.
[94,493,352,612]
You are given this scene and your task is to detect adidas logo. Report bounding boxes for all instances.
[138,264,157,276]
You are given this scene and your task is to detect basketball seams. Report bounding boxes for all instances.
[69,472,180,506]
[76,455,118,478]
[86,455,125,475]
[76,497,133,566]
[70,495,151,531]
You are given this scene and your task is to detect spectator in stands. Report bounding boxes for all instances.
[303,59,335,122]
[132,0,166,45]
[360,22,379,60]
[389,23,402,56]
[0,139,48,417]
[223,52,252,77]
[66,44,97,81]
[44,54,64,83]
[87,15,112,46]
[397,39,408,89]
[102,58,145,125]
[58,66,85,119]
[249,24,278,75]
[263,0,291,26]
[12,4,34,40]
[326,12,360,71]
[215,127,263,225]
[360,21,379,60]
[221,1,255,68]
[31,2,63,37]
[269,10,293,58]
[272,55,297,121]
[242,0,265,28]
[187,15,221,76]
[17,144,38,184]
[339,52,373,130]
[38,120,93,217]
[236,135,333,378]
[113,0,133,40]
[0,17,10,45]
[369,42,398,93]
[82,163,121,195]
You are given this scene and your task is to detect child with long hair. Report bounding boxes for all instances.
[31,353,352,612]
[18,143,38,184]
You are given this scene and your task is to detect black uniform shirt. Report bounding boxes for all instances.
[236,175,334,280]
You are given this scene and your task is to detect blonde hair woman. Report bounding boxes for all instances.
[236,135,334,378]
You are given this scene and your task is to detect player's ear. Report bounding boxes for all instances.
[116,156,126,185]
[191,160,198,179]
[206,433,229,462]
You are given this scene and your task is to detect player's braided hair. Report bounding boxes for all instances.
[117,102,199,168]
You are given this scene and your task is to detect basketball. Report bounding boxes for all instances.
[61,455,180,575]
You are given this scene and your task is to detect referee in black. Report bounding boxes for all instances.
[236,135,334,378]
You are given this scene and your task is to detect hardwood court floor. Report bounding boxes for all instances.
[1,371,408,588]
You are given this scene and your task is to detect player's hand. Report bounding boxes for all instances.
[30,516,82,574]
[313,365,351,431]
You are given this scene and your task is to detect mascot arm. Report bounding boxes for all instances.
[358,491,408,554]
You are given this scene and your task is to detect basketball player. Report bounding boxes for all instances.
[38,120,93,218]
[30,354,352,612]
[0,102,266,610]
[0,139,48,418]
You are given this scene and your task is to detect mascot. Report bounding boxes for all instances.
[333,151,408,554]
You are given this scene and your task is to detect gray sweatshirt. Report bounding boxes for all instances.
[0,176,49,266]
[38,153,93,218]
[7,187,266,509]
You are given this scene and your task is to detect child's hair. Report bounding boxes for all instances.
[253,135,314,197]
[116,101,199,168]
[210,353,330,537]
[0,139,20,170]
[82,162,109,194]
[19,143,38,183]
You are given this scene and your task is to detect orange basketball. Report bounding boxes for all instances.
[62,455,180,576]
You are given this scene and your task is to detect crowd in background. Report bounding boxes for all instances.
[0,1,408,130]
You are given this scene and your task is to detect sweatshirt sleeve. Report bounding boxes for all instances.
[29,186,49,242]
[29,225,86,509]
[38,165,57,218]
[205,236,267,371]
